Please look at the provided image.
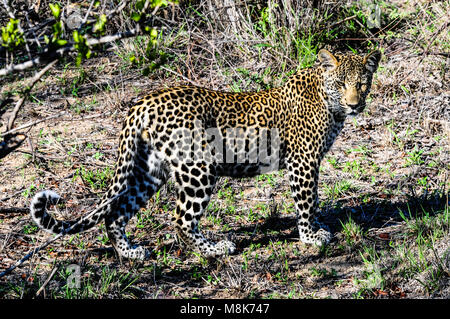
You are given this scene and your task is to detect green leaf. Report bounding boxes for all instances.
[6,22,13,34]
[49,3,61,19]
[52,21,62,35]
[56,39,68,46]
[150,28,158,39]
[73,30,80,43]
[1,19,24,50]
[93,14,107,33]
[131,12,141,22]
[151,0,170,7]
[1,26,8,37]
[75,54,82,67]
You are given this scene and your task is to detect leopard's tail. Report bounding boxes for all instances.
[30,190,108,235]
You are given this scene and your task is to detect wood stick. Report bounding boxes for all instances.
[2,111,66,136]
[6,59,58,132]
[35,266,58,297]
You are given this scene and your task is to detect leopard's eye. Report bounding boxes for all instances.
[335,79,345,87]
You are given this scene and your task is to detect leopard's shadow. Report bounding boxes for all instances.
[83,190,447,263]
[231,190,447,251]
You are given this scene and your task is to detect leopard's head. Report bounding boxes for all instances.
[318,49,381,118]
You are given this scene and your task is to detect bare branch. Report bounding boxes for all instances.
[160,66,201,87]
[35,266,58,297]
[2,111,66,136]
[1,0,15,19]
[6,59,58,132]
[0,28,141,77]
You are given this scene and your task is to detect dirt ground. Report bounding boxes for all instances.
[0,1,449,299]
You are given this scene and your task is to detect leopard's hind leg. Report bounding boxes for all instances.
[171,161,235,257]
[104,130,167,260]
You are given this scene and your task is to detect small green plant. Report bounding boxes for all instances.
[73,166,113,191]
[43,3,69,51]
[255,173,277,187]
[126,29,168,76]
[268,240,290,282]
[417,176,428,189]
[310,267,337,278]
[343,159,366,179]
[22,184,37,198]
[136,209,163,231]
[327,156,340,169]
[386,120,404,149]
[1,18,24,51]
[404,146,425,167]
[359,245,386,292]
[347,145,373,156]
[23,223,39,234]
[191,251,209,268]
[323,179,356,200]
[340,215,365,246]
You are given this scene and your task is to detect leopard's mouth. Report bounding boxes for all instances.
[344,102,365,116]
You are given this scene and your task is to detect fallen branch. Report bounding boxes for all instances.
[0,207,29,214]
[160,66,201,87]
[6,59,58,132]
[2,111,66,136]
[35,266,58,297]
[2,109,110,137]
[328,14,357,29]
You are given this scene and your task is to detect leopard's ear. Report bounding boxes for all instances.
[363,50,381,73]
[318,49,338,71]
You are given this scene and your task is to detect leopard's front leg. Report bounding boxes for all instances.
[287,157,332,247]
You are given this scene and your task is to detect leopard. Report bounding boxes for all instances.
[30,49,381,260]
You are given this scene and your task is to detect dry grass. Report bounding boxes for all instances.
[0,0,448,299]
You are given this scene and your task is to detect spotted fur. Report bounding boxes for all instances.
[30,49,381,260]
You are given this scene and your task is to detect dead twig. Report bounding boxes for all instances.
[2,111,66,136]
[160,66,201,87]
[2,109,107,137]
[0,188,25,202]
[6,59,58,132]
[328,14,357,29]
[0,207,29,214]
[35,266,58,297]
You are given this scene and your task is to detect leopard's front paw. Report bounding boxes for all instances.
[202,240,236,258]
[120,245,150,261]
[215,240,236,255]
[313,228,332,247]
[299,228,332,247]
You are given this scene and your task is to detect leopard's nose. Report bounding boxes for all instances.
[345,88,360,107]
[347,102,359,109]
